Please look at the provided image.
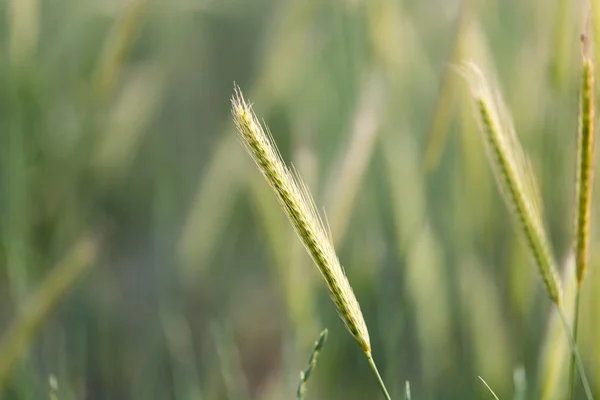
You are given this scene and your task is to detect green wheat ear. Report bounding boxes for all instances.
[231,87,370,352]
[231,86,391,399]
[461,63,563,305]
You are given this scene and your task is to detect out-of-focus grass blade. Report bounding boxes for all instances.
[423,2,471,172]
[404,381,411,400]
[324,72,383,246]
[49,375,59,400]
[212,323,250,400]
[160,303,204,400]
[178,135,247,278]
[550,0,574,90]
[459,256,512,397]
[0,235,99,392]
[93,0,149,103]
[381,128,426,256]
[93,64,165,176]
[8,0,39,66]
[382,129,452,387]
[4,117,31,306]
[366,0,433,85]
[252,0,322,104]
[513,366,526,400]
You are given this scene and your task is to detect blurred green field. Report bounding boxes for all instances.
[1,0,600,398]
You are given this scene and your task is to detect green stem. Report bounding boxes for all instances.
[567,288,582,400]
[366,352,392,400]
[479,376,500,400]
[557,304,593,400]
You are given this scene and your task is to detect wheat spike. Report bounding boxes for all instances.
[231,86,371,353]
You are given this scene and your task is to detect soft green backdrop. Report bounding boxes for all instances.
[0,0,599,399]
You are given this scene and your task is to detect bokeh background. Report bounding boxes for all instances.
[1,0,600,398]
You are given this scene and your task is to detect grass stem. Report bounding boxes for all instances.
[367,352,392,400]
[478,376,499,400]
[557,304,593,400]
[567,289,581,400]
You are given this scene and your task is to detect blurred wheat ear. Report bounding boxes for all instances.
[461,63,562,304]
[8,0,39,66]
[231,87,391,400]
[93,0,149,103]
[462,62,593,400]
[573,33,595,287]
[568,31,596,400]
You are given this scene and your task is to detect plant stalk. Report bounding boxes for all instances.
[366,352,392,400]
[557,304,593,400]
[567,288,582,400]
